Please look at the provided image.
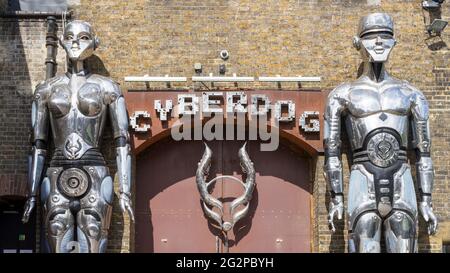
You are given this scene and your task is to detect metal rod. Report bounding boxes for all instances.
[258,76,321,82]
[124,75,187,82]
[192,73,254,82]
[207,175,245,188]
[216,236,220,253]
[224,233,229,253]
[0,11,72,19]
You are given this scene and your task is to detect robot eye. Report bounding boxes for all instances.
[65,34,73,40]
[80,35,90,41]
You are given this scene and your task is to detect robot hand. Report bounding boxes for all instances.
[328,194,344,233]
[419,196,438,235]
[119,192,135,222]
[22,196,37,223]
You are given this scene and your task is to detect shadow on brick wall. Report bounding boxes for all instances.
[85,54,110,77]
[418,218,432,253]
[0,17,33,198]
[425,37,447,51]
[107,193,125,252]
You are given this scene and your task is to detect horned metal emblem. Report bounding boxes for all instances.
[196,142,256,251]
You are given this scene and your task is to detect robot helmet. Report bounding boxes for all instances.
[358,13,394,38]
[354,13,396,63]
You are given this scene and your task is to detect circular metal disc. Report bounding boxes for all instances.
[367,132,400,168]
[59,168,89,198]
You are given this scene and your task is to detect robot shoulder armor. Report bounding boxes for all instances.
[328,82,351,103]
[90,75,122,104]
[33,76,63,101]
[401,81,427,102]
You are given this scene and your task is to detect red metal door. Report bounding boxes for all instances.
[135,139,311,252]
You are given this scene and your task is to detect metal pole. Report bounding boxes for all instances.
[45,16,58,79]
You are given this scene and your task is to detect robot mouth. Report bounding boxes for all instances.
[374,46,385,54]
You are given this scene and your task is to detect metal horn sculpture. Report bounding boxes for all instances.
[196,142,256,240]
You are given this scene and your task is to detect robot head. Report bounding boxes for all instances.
[60,20,99,62]
[353,13,396,63]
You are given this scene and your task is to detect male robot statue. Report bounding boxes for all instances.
[324,13,438,253]
[22,20,134,253]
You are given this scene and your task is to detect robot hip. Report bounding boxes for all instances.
[347,163,418,228]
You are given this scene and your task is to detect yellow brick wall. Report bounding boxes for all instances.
[70,0,449,253]
[0,0,448,253]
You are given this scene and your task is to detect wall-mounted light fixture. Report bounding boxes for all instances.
[422,0,447,36]
[422,0,445,9]
[194,63,202,74]
[428,19,448,35]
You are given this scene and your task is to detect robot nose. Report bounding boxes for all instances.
[375,36,383,45]
[71,40,80,49]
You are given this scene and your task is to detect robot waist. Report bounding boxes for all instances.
[50,148,106,167]
[352,128,407,167]
[352,149,407,165]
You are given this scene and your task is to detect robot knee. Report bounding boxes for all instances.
[47,210,73,236]
[79,209,103,239]
[350,211,382,253]
[352,211,382,237]
[385,210,416,238]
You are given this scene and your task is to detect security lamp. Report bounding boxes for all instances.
[194,63,202,74]
[427,19,448,35]
[422,0,445,9]
[422,0,447,35]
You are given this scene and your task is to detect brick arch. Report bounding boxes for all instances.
[131,122,320,158]
[0,174,28,198]
[125,89,326,157]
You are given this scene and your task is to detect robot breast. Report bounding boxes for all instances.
[48,85,72,118]
[77,83,103,117]
[347,86,411,117]
[380,87,411,114]
[347,88,381,116]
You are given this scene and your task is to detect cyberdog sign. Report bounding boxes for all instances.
[127,91,323,152]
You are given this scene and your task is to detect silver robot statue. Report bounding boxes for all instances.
[21,20,134,253]
[324,13,438,253]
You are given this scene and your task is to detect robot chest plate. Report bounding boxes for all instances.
[48,82,104,118]
[346,86,411,117]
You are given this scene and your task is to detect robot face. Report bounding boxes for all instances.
[60,21,97,62]
[359,32,396,63]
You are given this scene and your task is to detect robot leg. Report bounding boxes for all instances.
[42,170,75,253]
[45,201,75,253]
[348,211,382,253]
[384,210,417,253]
[77,175,114,253]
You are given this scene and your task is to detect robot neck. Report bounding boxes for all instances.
[68,60,88,76]
[362,61,389,83]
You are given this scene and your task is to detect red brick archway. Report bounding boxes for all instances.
[134,138,312,253]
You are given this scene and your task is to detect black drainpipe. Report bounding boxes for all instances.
[45,16,58,79]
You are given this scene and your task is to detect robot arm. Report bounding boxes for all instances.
[107,82,135,222]
[411,89,437,234]
[323,86,346,232]
[23,83,50,223]
[324,88,345,195]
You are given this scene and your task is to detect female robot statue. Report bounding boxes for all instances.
[21,20,134,253]
[324,13,438,253]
